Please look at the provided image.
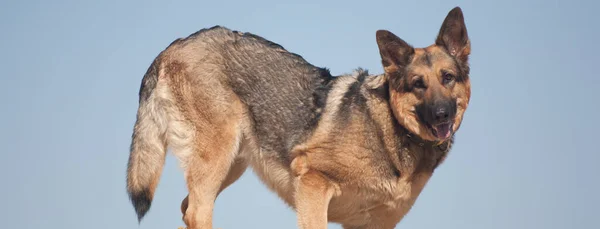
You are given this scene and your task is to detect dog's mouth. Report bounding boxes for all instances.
[428,122,453,140]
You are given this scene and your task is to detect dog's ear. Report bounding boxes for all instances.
[376,30,414,75]
[436,7,470,63]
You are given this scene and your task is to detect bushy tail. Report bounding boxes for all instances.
[126,57,169,222]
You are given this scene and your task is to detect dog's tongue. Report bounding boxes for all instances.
[434,123,452,139]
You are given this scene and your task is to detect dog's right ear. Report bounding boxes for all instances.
[376,30,414,75]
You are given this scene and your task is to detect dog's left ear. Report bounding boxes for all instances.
[436,7,470,63]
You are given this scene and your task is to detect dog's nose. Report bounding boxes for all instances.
[434,105,450,122]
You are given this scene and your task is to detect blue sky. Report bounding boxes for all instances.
[1,0,598,228]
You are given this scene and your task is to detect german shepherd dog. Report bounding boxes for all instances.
[126,6,471,229]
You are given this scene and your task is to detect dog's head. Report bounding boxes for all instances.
[376,7,471,142]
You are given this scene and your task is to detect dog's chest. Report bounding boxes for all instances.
[327,172,433,226]
[302,135,449,225]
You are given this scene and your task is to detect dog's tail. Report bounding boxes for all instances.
[126,56,170,222]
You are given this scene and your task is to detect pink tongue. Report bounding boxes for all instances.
[434,124,451,139]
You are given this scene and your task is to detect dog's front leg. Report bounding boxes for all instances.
[292,156,336,229]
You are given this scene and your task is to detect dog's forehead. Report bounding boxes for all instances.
[411,46,457,73]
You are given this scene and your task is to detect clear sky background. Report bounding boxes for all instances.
[1,0,598,228]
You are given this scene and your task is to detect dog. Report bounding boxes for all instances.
[126,6,471,229]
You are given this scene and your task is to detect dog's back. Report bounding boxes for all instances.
[180,27,333,156]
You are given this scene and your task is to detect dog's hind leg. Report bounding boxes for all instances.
[173,113,244,229]
[180,156,248,220]
[166,75,247,229]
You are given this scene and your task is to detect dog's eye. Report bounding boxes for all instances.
[413,79,426,89]
[442,72,455,84]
